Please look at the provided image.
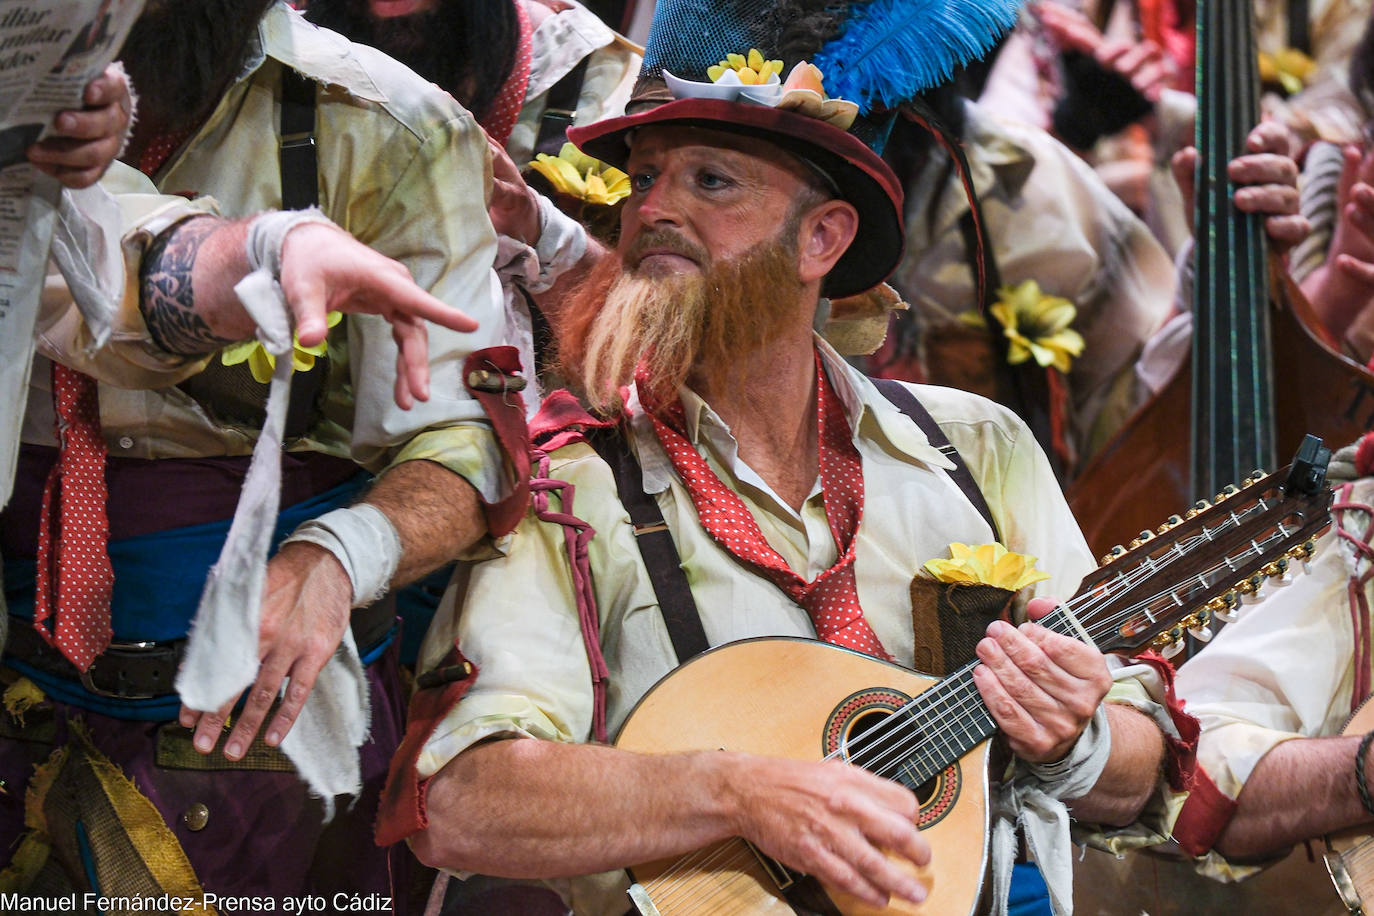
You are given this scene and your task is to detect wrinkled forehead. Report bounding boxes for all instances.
[626,124,823,189]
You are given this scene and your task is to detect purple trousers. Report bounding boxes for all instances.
[0,644,410,909]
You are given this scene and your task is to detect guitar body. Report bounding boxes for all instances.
[615,638,989,916]
[1327,696,1374,912]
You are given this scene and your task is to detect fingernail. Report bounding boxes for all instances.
[226,741,243,758]
[903,882,927,903]
[57,114,75,131]
[987,620,1011,636]
[266,730,281,746]
[195,734,213,752]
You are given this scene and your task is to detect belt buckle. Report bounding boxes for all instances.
[78,640,163,701]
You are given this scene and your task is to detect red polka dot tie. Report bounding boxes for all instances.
[33,363,114,672]
[638,351,890,660]
[482,0,533,148]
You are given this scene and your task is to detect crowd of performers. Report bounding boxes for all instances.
[4,0,1374,914]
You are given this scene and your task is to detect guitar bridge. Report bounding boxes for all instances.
[746,842,795,891]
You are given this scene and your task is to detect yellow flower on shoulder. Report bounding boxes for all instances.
[924,542,1050,592]
[988,279,1085,373]
[1259,47,1316,95]
[219,310,342,384]
[529,142,630,206]
[707,48,784,85]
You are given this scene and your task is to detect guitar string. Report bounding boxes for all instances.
[647,840,779,912]
[839,507,1299,782]
[647,840,752,901]
[851,522,1295,782]
[645,514,1279,904]
[640,496,1307,903]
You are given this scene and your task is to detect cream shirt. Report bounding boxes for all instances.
[415,341,1173,914]
[29,3,511,497]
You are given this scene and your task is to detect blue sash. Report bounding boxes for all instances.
[5,474,370,718]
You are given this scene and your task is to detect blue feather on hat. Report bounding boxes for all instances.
[813,0,1023,113]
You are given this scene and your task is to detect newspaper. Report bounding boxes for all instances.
[0,0,143,507]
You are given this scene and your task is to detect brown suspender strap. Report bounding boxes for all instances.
[279,68,318,211]
[586,426,710,664]
[871,378,1001,543]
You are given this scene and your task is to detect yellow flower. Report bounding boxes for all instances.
[706,48,784,85]
[1259,47,1316,95]
[987,279,1085,373]
[529,142,630,206]
[923,542,1050,592]
[220,310,342,384]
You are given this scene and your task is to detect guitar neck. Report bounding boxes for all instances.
[851,470,1330,785]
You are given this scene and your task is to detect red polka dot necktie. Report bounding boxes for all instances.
[638,350,890,660]
[33,363,114,672]
[482,0,533,148]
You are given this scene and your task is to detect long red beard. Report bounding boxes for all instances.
[559,231,806,414]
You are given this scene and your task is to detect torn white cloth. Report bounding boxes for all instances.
[283,504,402,607]
[50,183,125,353]
[989,703,1112,916]
[174,208,369,819]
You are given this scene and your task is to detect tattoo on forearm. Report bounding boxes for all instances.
[140,216,234,355]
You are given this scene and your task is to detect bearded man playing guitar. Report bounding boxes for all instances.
[378,4,1208,914]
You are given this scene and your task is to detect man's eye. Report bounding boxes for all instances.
[697,172,730,189]
[631,172,655,192]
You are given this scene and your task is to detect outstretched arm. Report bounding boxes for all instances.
[139,214,480,409]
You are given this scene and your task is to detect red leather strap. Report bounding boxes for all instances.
[463,347,531,537]
[375,646,479,846]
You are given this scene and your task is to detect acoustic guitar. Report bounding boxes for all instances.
[617,442,1333,916]
[1327,697,1374,912]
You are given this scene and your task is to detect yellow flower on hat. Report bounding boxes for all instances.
[529,143,631,206]
[707,48,784,85]
[924,542,1051,592]
[980,279,1085,373]
[219,310,342,384]
[1259,47,1317,95]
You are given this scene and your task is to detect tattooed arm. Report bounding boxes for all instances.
[138,214,480,406]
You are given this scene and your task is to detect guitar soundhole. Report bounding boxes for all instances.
[824,689,961,829]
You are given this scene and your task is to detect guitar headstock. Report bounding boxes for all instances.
[1068,436,1333,657]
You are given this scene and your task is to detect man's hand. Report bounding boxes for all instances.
[143,216,479,410]
[179,541,353,760]
[1171,120,1310,251]
[487,134,542,247]
[1035,2,1172,103]
[277,221,479,409]
[26,63,132,188]
[1299,143,1374,340]
[972,598,1112,763]
[729,755,930,909]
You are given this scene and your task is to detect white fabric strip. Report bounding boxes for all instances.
[175,209,369,818]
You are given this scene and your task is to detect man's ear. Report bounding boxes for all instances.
[796,199,859,285]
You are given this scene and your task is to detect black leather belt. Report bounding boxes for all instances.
[5,595,397,700]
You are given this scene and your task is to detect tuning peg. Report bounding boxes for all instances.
[1208,591,1241,623]
[1214,484,1241,503]
[1129,529,1157,548]
[1100,544,1127,565]
[1186,498,1211,519]
[1188,619,1214,642]
[1162,637,1187,659]
[1260,557,1292,587]
[1238,572,1267,603]
[1155,514,1185,535]
[1244,469,1267,486]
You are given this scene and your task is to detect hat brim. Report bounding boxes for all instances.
[568,98,904,299]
